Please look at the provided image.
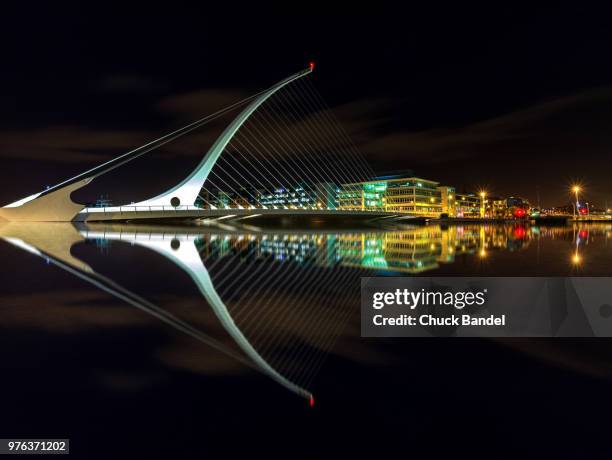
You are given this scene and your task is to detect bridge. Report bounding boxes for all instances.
[0,64,400,223]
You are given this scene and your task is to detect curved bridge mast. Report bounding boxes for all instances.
[0,66,313,222]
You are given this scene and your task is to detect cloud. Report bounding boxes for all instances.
[2,83,611,205]
[157,88,250,118]
[351,86,612,167]
[0,125,151,163]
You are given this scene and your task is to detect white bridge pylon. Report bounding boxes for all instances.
[130,68,312,208]
[0,66,313,222]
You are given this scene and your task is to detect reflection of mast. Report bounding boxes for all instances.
[0,222,313,401]
[81,227,312,400]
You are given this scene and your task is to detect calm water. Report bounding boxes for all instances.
[1,221,611,458]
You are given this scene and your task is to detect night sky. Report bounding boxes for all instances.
[2,5,612,207]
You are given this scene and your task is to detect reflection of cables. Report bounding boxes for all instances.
[2,238,289,386]
[75,230,315,400]
[244,239,360,387]
[202,233,362,391]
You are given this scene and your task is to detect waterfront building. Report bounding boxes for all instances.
[486,195,507,218]
[259,182,338,209]
[455,193,482,218]
[195,187,261,209]
[438,186,456,216]
[338,176,443,217]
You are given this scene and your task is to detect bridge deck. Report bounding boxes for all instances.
[76,207,411,223]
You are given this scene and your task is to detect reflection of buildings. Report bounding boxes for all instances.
[193,224,543,274]
[335,227,483,272]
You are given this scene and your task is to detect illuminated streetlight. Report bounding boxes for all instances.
[479,191,487,218]
[571,185,582,219]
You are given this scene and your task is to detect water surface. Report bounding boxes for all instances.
[1,222,611,457]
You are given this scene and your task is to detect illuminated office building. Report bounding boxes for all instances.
[486,195,507,218]
[259,182,338,209]
[438,186,456,216]
[455,193,482,218]
[338,176,443,217]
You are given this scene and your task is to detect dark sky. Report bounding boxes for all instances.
[2,5,612,207]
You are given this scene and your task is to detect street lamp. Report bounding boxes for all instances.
[571,185,581,219]
[479,191,486,218]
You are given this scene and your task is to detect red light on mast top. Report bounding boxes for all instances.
[309,395,315,407]
[309,61,315,71]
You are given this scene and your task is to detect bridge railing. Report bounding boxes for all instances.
[82,205,204,214]
[80,205,389,214]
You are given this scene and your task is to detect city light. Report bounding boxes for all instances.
[479,190,486,218]
[571,184,582,219]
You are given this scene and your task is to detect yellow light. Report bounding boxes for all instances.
[480,191,486,198]
[571,185,581,194]
[479,249,487,258]
[572,253,581,265]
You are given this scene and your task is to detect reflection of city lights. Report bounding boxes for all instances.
[513,226,527,239]
[572,253,581,265]
[479,249,487,258]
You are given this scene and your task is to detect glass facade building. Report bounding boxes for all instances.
[338,177,443,217]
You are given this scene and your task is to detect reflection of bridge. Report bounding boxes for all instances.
[0,221,370,402]
[1,221,609,397]
[1,65,395,223]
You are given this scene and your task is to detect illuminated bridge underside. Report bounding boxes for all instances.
[76,208,406,222]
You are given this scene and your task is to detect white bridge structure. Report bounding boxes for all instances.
[0,65,399,223]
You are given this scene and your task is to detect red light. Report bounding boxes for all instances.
[309,61,315,71]
[579,230,588,239]
[579,207,588,215]
[514,208,526,218]
[514,226,527,239]
[309,395,315,407]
